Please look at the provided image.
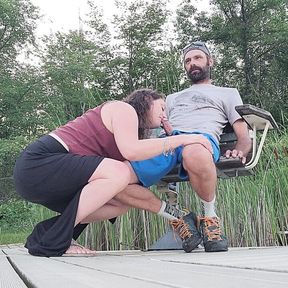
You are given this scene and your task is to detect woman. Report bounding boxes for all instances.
[13,89,212,257]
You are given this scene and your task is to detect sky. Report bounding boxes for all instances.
[30,0,211,36]
[22,0,210,65]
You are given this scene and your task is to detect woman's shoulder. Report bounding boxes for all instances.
[100,100,138,131]
[102,100,135,113]
[100,101,137,124]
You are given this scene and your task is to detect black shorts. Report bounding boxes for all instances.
[13,135,104,213]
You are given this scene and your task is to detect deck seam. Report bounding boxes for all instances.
[6,256,34,288]
[160,259,288,274]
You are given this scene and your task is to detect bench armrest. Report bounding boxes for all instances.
[235,104,278,130]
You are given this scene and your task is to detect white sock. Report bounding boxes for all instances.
[200,197,217,217]
[157,201,182,220]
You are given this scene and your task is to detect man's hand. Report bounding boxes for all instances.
[229,119,252,164]
[225,149,246,164]
[161,117,173,135]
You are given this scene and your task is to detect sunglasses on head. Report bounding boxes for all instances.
[182,41,210,56]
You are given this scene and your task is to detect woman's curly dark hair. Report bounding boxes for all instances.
[124,88,165,139]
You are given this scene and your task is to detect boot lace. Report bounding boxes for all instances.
[170,218,192,239]
[201,217,222,241]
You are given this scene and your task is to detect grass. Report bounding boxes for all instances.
[0,201,56,245]
[0,230,30,245]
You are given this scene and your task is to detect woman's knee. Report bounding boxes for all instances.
[89,159,130,186]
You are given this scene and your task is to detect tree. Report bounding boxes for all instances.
[0,64,47,138]
[0,0,41,139]
[175,0,288,120]
[0,0,38,61]
[108,0,169,96]
[41,30,111,124]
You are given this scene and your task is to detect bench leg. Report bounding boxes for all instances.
[148,226,183,250]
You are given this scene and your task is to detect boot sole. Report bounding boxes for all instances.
[183,237,203,253]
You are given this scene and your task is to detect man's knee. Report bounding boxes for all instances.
[182,144,214,173]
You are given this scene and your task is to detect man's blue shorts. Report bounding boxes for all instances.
[130,131,220,187]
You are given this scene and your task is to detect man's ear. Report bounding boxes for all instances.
[208,57,214,67]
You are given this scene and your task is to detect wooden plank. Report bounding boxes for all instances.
[3,246,288,288]
[58,246,288,272]
[2,246,27,255]
[171,246,288,270]
[0,255,27,288]
[8,254,168,288]
[142,246,288,272]
[55,247,288,288]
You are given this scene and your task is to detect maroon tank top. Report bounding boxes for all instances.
[53,103,125,161]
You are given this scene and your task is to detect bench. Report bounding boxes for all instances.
[150,104,278,250]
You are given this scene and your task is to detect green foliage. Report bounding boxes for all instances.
[110,0,169,94]
[0,199,56,244]
[0,230,29,245]
[0,199,34,230]
[0,136,30,177]
[0,65,49,138]
[0,136,30,205]
[175,0,198,45]
[0,0,39,60]
[1,0,287,139]
[0,0,44,139]
[175,0,288,121]
[41,31,109,123]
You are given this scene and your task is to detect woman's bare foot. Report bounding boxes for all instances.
[64,241,97,255]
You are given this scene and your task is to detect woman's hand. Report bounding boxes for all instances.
[182,134,213,155]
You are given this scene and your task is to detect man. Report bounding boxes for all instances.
[127,41,252,253]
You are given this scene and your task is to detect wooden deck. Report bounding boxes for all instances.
[1,244,288,287]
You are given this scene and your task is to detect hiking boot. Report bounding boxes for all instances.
[201,216,228,252]
[170,212,202,253]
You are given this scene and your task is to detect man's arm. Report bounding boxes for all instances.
[225,119,252,164]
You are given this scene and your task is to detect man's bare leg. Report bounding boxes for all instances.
[182,144,228,252]
[182,143,217,216]
[117,161,186,219]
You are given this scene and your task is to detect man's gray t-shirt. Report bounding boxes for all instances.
[166,84,243,143]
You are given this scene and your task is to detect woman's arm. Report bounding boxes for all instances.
[104,101,212,161]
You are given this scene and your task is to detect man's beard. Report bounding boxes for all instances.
[187,64,210,83]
